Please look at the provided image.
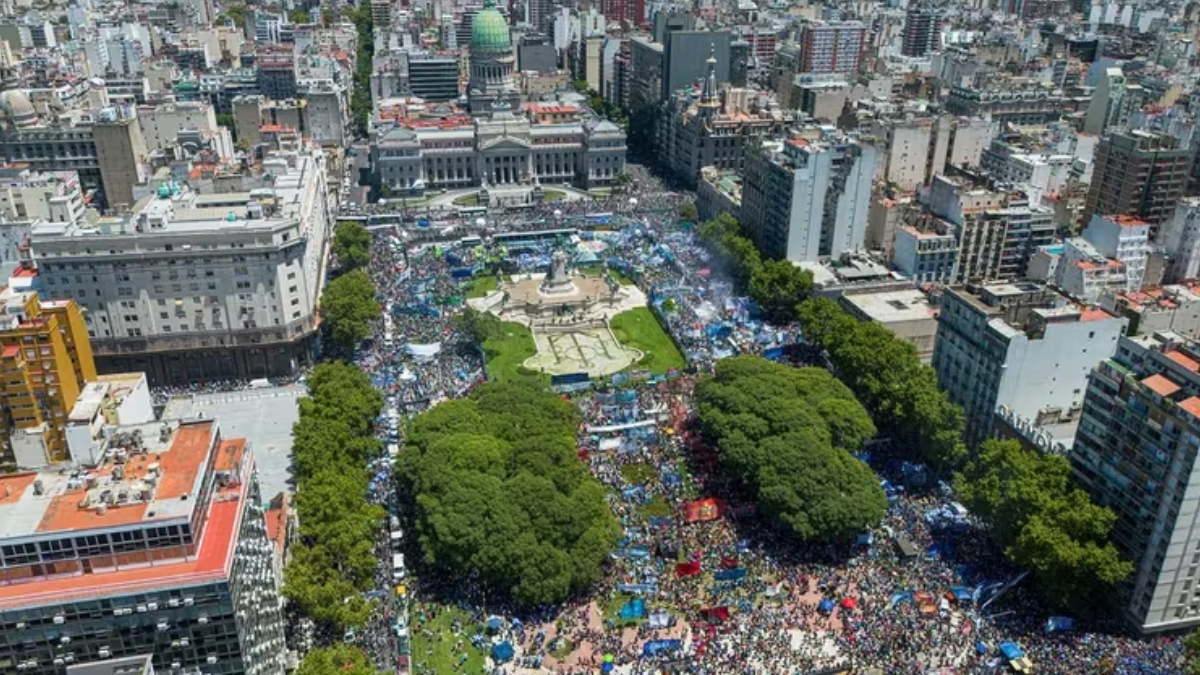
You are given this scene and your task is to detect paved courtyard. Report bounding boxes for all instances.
[161,384,303,502]
[526,326,642,377]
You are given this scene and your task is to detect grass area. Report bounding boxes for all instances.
[601,593,644,627]
[482,321,544,384]
[639,494,672,518]
[410,603,487,673]
[464,275,499,299]
[610,268,635,286]
[543,189,566,202]
[610,307,686,374]
[453,193,481,206]
[550,638,574,659]
[621,463,654,485]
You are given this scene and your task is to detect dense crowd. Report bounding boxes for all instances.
[344,169,1187,674]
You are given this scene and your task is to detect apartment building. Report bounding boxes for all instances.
[0,419,286,673]
[0,166,87,225]
[1072,333,1200,632]
[1085,130,1190,236]
[739,131,877,263]
[932,283,1125,449]
[29,149,332,385]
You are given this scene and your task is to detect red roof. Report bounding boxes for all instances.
[1168,350,1200,373]
[1142,374,1181,398]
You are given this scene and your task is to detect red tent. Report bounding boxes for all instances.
[841,598,857,610]
[577,449,589,461]
[701,606,730,623]
[675,561,701,577]
[720,555,739,569]
[683,498,722,523]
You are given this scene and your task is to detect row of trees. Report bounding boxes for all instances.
[695,356,887,542]
[283,363,386,632]
[698,214,814,323]
[348,6,374,137]
[396,382,620,607]
[957,439,1133,611]
[796,298,967,473]
[295,644,375,675]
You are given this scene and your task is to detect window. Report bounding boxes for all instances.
[117,287,133,297]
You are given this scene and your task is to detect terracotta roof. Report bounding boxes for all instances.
[1178,396,1200,420]
[1167,350,1200,373]
[1142,373,1181,398]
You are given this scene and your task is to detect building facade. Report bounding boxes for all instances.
[1072,333,1200,632]
[932,283,1125,449]
[739,132,877,263]
[0,420,287,673]
[30,149,331,385]
[1085,130,1190,236]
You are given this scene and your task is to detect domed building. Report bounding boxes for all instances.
[468,0,521,115]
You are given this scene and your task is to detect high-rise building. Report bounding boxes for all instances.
[739,131,877,263]
[600,0,644,27]
[0,289,96,466]
[0,166,87,225]
[1070,332,1200,632]
[932,283,1125,449]
[404,52,461,102]
[901,7,942,57]
[1162,198,1200,283]
[0,419,288,672]
[661,30,730,101]
[91,108,149,213]
[1083,67,1136,136]
[255,47,297,101]
[796,21,865,76]
[1085,130,1190,237]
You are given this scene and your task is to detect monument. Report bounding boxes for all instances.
[540,249,578,296]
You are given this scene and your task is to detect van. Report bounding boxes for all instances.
[248,378,271,389]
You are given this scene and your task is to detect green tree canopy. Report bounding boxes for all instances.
[283,362,385,633]
[320,269,380,352]
[333,221,372,271]
[698,213,812,322]
[397,382,619,607]
[289,8,311,23]
[295,643,375,675]
[695,356,886,542]
[956,439,1133,611]
[678,202,699,221]
[797,297,966,472]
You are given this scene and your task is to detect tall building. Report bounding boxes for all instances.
[467,0,519,114]
[739,130,877,263]
[661,30,730,101]
[0,419,287,673]
[403,53,460,102]
[0,289,96,466]
[255,47,297,101]
[1085,130,1190,237]
[931,283,1125,450]
[901,7,942,57]
[796,21,865,76]
[1162,198,1200,283]
[91,108,149,213]
[1071,332,1200,632]
[0,166,87,225]
[600,0,644,27]
[31,148,332,385]
[1083,67,1136,136]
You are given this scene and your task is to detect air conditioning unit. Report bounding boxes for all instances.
[197,616,209,625]
[147,602,158,611]
[156,621,169,631]
[183,597,194,606]
[207,656,218,664]
[98,648,111,658]
[168,598,180,607]
[52,615,64,624]
[60,636,70,644]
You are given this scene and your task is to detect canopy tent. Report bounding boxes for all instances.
[642,639,682,657]
[684,498,722,523]
[999,643,1026,660]
[648,611,672,629]
[818,599,835,614]
[675,561,701,578]
[840,598,857,610]
[491,642,515,662]
[620,598,647,621]
[976,641,990,656]
[720,555,739,569]
[714,568,746,581]
[485,616,504,632]
[701,606,730,623]
[950,587,973,602]
[1045,616,1075,633]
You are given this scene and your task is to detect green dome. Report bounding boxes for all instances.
[471,0,511,53]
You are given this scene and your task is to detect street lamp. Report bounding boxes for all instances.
[553,209,562,228]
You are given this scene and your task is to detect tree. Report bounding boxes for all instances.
[749,259,813,323]
[797,298,966,472]
[320,270,379,352]
[1185,629,1200,675]
[216,112,238,143]
[295,643,375,675]
[396,382,619,608]
[453,307,500,345]
[289,8,311,23]
[678,202,699,221]
[957,439,1133,611]
[695,356,886,542]
[333,221,372,271]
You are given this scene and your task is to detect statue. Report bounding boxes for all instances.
[540,247,577,296]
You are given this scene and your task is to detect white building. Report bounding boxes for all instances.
[29,147,332,385]
[136,102,219,151]
[1057,236,1128,303]
[1162,198,1200,283]
[980,138,1073,203]
[1082,213,1151,290]
[0,165,88,225]
[740,132,877,263]
[932,283,1126,449]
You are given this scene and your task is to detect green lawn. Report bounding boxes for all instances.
[465,275,499,299]
[610,268,635,286]
[610,307,686,374]
[543,189,566,202]
[482,321,543,383]
[621,463,654,485]
[410,603,487,673]
[453,193,482,206]
[638,494,672,518]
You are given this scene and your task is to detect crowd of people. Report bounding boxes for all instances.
[342,173,1190,674]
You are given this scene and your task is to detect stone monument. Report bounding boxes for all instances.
[540,248,577,296]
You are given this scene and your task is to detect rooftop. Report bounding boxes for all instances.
[68,373,146,423]
[842,289,937,323]
[0,420,215,540]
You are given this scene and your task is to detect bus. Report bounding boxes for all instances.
[459,206,487,217]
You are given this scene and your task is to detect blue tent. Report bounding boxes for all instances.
[714,568,747,581]
[1046,616,1075,633]
[485,616,504,632]
[819,599,835,614]
[619,598,646,621]
[642,639,682,657]
[999,642,1025,660]
[950,587,972,602]
[491,642,514,662]
[975,641,989,656]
